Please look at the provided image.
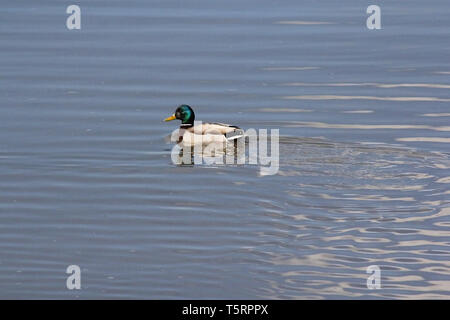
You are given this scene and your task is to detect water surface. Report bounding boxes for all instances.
[1,0,450,299]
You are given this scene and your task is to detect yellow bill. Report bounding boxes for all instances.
[164,114,176,121]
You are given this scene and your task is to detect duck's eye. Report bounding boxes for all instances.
[176,111,181,118]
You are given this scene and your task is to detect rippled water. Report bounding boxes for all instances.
[1,0,449,299]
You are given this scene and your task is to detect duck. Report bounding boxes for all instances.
[164,104,243,147]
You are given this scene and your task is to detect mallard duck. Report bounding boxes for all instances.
[164,104,243,147]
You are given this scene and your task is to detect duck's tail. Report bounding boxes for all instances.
[225,128,244,140]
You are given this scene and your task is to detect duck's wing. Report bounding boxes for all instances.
[188,122,243,139]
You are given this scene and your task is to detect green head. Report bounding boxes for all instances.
[164,104,195,125]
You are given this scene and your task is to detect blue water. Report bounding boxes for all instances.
[0,0,449,299]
